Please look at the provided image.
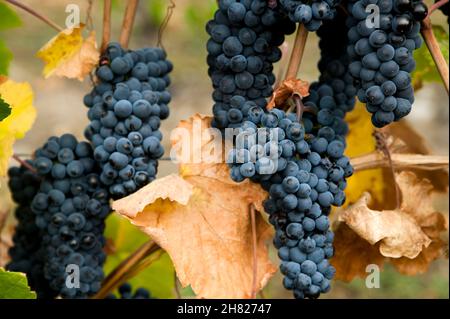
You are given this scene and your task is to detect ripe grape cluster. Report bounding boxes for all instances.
[303,6,357,138]
[207,0,356,298]
[29,134,111,298]
[83,42,172,199]
[277,0,339,31]
[106,283,153,299]
[346,0,428,127]
[6,164,55,299]
[228,105,352,298]
[207,0,296,129]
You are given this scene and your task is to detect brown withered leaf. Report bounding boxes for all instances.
[384,121,449,193]
[267,78,310,110]
[333,171,447,281]
[113,114,275,299]
[339,193,431,259]
[332,223,385,282]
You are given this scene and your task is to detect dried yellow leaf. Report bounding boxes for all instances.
[36,25,99,81]
[344,103,389,208]
[0,79,36,176]
[113,114,275,299]
[333,171,447,281]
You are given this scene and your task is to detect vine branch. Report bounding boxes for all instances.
[375,131,401,208]
[119,0,139,49]
[101,0,112,53]
[427,0,449,17]
[285,24,308,80]
[249,204,258,299]
[92,240,160,299]
[420,17,449,94]
[5,0,63,32]
[12,154,37,174]
[351,152,449,172]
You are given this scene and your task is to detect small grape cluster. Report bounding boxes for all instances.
[277,0,339,31]
[203,0,351,299]
[83,42,173,199]
[6,164,55,299]
[228,107,352,298]
[207,0,296,129]
[346,0,428,127]
[30,134,111,298]
[106,283,153,299]
[303,7,358,138]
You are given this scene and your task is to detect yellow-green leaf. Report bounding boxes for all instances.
[413,25,449,88]
[344,103,387,208]
[36,25,99,81]
[0,3,22,31]
[0,77,36,176]
[0,96,11,121]
[103,213,175,298]
[0,268,36,299]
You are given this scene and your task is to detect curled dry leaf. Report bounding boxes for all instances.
[344,104,448,211]
[332,171,447,281]
[267,78,309,110]
[113,114,275,299]
[36,25,99,81]
[384,121,449,193]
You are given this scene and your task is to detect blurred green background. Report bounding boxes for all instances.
[0,0,448,299]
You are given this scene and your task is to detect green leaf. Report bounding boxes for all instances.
[413,25,449,88]
[0,268,37,299]
[103,213,175,298]
[0,96,11,121]
[147,0,166,27]
[0,39,13,75]
[0,3,22,31]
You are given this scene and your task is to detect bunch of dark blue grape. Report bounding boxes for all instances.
[346,0,428,127]
[106,283,153,299]
[207,0,296,129]
[83,42,172,199]
[277,0,339,31]
[302,5,357,138]
[228,106,353,298]
[30,134,111,298]
[6,164,55,299]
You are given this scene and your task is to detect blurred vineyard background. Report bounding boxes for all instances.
[0,0,448,298]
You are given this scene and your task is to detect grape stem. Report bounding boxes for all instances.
[285,24,309,80]
[174,272,182,299]
[420,17,450,94]
[294,94,304,122]
[100,0,112,53]
[84,0,94,31]
[12,154,38,175]
[5,0,63,32]
[351,152,449,172]
[119,0,139,49]
[427,0,449,17]
[375,131,401,208]
[249,204,258,299]
[157,0,176,50]
[92,240,160,299]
